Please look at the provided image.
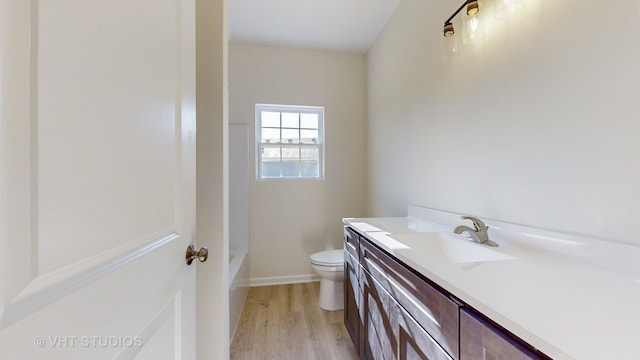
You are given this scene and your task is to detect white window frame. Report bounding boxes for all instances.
[256,104,325,181]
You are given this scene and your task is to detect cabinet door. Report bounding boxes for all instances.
[361,269,396,360]
[344,250,360,348]
[362,267,454,360]
[460,310,544,360]
[394,305,453,360]
[360,238,459,359]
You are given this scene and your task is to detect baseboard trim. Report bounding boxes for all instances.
[249,274,320,287]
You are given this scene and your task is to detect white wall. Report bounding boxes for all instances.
[229,124,249,252]
[229,43,367,282]
[367,0,640,245]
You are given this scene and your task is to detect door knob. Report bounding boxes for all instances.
[186,244,208,265]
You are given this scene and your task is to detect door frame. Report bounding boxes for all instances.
[195,0,230,358]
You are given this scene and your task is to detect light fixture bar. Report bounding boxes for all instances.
[444,1,468,27]
[443,0,480,37]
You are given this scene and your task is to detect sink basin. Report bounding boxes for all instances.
[389,232,517,264]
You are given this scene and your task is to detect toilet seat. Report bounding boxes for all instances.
[310,249,344,267]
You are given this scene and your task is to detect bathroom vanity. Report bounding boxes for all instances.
[344,226,547,360]
[343,206,640,360]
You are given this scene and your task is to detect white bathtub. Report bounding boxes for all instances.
[229,249,249,342]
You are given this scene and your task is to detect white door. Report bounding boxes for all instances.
[0,0,198,359]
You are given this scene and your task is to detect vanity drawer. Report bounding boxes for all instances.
[360,238,460,359]
[460,309,547,360]
[344,227,360,260]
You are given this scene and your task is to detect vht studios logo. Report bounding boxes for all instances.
[34,336,143,348]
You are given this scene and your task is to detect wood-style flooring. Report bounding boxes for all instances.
[230,282,358,360]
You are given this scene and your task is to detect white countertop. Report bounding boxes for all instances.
[344,216,640,360]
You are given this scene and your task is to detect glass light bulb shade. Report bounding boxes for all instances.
[443,23,455,37]
[462,13,485,43]
[467,1,479,15]
[468,17,480,39]
[441,30,460,61]
[494,0,525,19]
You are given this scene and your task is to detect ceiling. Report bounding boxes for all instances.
[228,0,403,53]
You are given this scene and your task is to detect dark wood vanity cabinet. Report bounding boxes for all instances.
[360,237,459,359]
[344,227,361,350]
[460,310,546,360]
[361,269,453,360]
[344,248,360,347]
[395,301,454,360]
[344,226,359,259]
[345,227,457,360]
[344,226,549,360]
[361,270,396,360]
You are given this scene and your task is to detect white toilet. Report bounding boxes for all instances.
[310,249,345,311]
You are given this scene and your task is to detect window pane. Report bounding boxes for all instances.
[261,128,281,143]
[282,112,299,128]
[281,129,299,143]
[301,146,319,161]
[300,113,318,129]
[282,162,300,177]
[300,129,318,144]
[282,147,300,177]
[261,111,280,127]
[261,145,281,161]
[281,146,300,161]
[301,161,320,178]
[262,162,282,178]
[261,146,281,178]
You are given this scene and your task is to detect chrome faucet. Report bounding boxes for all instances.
[454,216,498,247]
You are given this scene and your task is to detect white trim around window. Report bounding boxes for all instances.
[256,104,325,181]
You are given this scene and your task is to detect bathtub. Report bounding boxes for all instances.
[229,249,249,341]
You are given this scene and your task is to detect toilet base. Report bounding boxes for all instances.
[318,278,344,311]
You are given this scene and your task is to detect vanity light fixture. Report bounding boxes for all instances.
[442,0,482,38]
[442,0,469,37]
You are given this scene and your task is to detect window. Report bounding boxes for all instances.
[256,104,324,180]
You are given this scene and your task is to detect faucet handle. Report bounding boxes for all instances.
[461,216,487,231]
